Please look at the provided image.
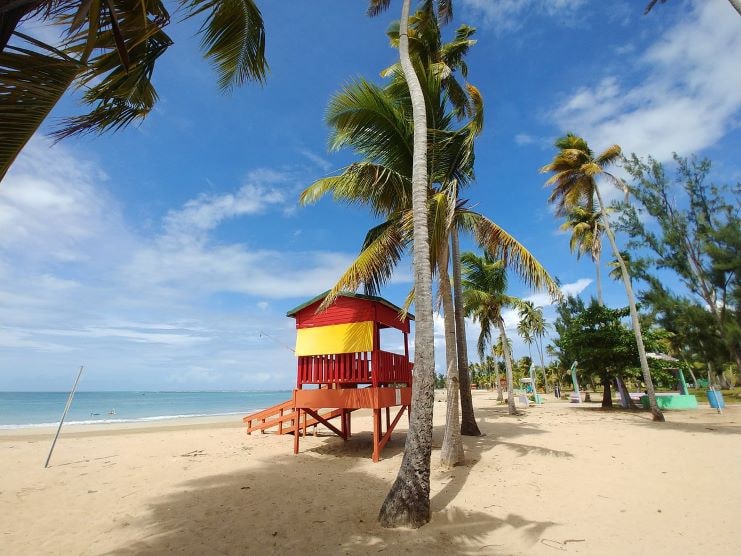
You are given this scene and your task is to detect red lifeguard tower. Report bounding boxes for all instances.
[243,291,413,462]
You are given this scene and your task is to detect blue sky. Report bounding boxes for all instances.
[1,0,739,390]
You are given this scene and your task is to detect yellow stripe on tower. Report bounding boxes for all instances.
[295,321,374,356]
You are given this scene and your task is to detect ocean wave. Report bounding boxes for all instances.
[0,410,253,430]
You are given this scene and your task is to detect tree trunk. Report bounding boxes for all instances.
[601,377,613,408]
[495,362,503,401]
[451,228,481,436]
[378,0,436,528]
[497,319,517,415]
[535,337,549,394]
[594,185,665,422]
[438,239,464,468]
[595,254,603,306]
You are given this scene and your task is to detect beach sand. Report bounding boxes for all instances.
[1,392,739,555]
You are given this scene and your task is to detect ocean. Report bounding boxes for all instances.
[0,391,292,429]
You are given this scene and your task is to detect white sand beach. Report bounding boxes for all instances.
[1,392,740,555]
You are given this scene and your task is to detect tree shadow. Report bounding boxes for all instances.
[106,452,555,555]
[495,442,573,459]
[307,430,405,459]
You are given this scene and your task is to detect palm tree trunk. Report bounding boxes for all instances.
[727,0,741,17]
[451,228,481,436]
[378,0,436,528]
[535,337,549,394]
[594,185,665,422]
[495,359,503,401]
[439,239,464,468]
[497,319,517,415]
[595,254,603,306]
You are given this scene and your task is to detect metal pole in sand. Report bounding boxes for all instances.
[44,365,84,468]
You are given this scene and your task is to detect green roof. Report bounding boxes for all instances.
[286,291,414,320]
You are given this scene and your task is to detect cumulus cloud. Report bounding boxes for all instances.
[0,138,361,390]
[550,1,741,163]
[459,0,588,32]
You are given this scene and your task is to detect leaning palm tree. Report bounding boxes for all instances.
[367,0,446,529]
[561,206,604,305]
[462,251,530,415]
[0,1,268,181]
[540,133,665,422]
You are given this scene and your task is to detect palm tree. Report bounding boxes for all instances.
[462,251,532,415]
[540,133,665,422]
[561,206,604,305]
[367,0,446,529]
[0,0,268,181]
[519,300,550,393]
[303,5,477,472]
[491,335,510,401]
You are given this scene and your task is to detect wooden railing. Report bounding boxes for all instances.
[297,350,412,386]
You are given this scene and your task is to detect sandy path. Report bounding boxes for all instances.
[1,393,739,555]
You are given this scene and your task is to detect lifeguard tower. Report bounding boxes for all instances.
[242,292,413,462]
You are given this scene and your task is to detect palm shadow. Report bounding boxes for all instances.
[106,451,554,555]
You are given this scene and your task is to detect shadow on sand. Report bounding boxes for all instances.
[107,413,560,555]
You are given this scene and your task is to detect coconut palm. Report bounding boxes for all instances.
[461,251,530,415]
[561,206,604,305]
[519,300,550,393]
[303,6,477,471]
[0,0,268,181]
[301,56,557,452]
[491,335,511,401]
[366,0,447,529]
[540,133,665,421]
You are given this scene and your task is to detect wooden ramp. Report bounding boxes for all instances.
[243,400,351,436]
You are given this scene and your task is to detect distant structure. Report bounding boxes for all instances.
[243,292,413,462]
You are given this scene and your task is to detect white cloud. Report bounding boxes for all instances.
[514,133,535,145]
[550,1,741,164]
[0,138,362,390]
[524,278,592,308]
[297,149,332,172]
[163,184,285,238]
[460,0,588,32]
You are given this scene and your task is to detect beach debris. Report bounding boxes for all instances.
[180,450,205,457]
[540,538,586,551]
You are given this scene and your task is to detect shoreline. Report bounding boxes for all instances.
[0,412,246,440]
[1,391,739,554]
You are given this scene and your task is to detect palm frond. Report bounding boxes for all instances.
[462,211,561,299]
[327,78,413,174]
[0,42,82,180]
[367,0,392,17]
[52,0,173,139]
[181,0,267,89]
[300,162,410,216]
[319,212,409,311]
